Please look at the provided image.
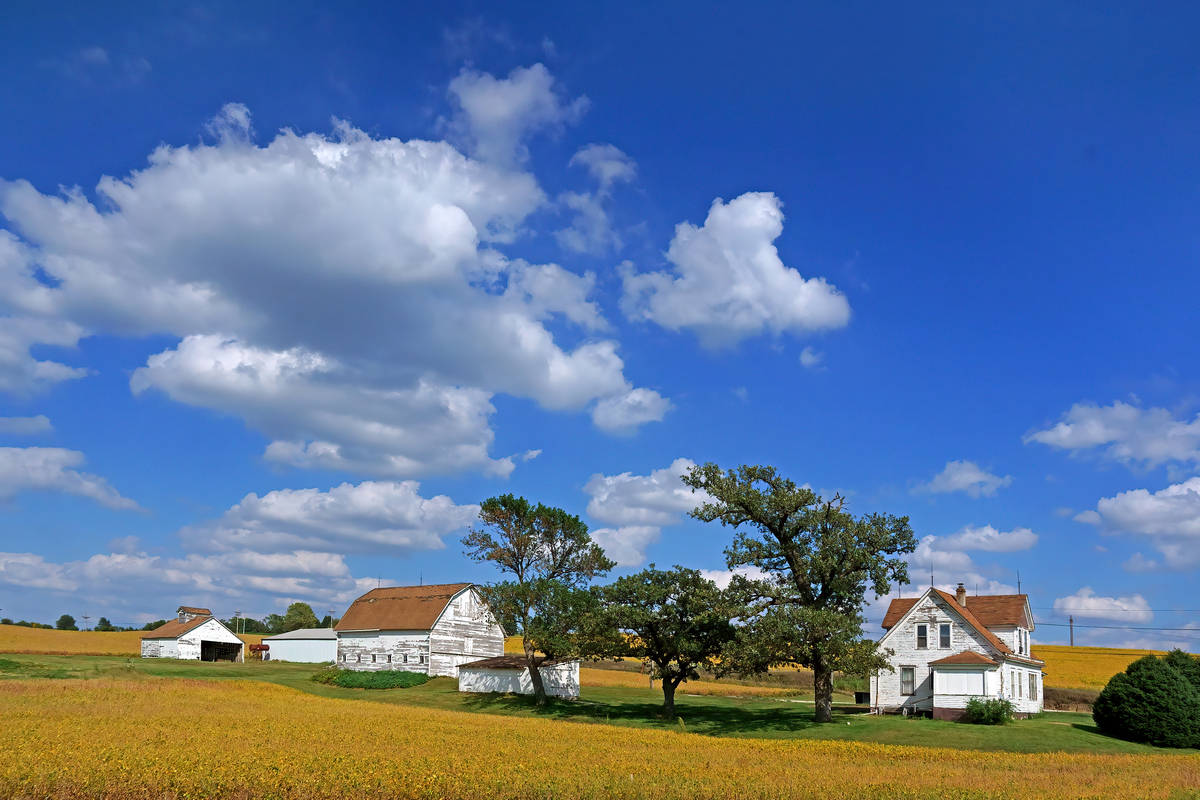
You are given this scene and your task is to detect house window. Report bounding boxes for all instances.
[1010,670,1016,697]
[916,624,927,649]
[1029,673,1038,701]
[1018,671,1023,699]
[900,667,915,696]
[939,623,951,649]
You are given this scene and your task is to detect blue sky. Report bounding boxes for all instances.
[1,2,1198,649]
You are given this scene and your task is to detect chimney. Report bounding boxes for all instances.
[955,583,967,607]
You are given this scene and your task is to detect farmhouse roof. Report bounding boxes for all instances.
[459,655,572,671]
[263,628,338,641]
[335,583,472,632]
[177,606,212,615]
[929,650,998,667]
[141,615,211,640]
[881,592,1030,631]
[880,589,1046,667]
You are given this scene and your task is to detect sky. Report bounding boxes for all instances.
[0,2,1198,650]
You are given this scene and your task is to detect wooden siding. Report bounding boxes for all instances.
[336,632,430,673]
[139,618,242,661]
[459,661,579,699]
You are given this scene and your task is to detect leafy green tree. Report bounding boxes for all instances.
[684,463,917,723]
[1094,655,1200,749]
[318,615,341,629]
[1162,649,1200,692]
[0,618,12,625]
[142,620,168,631]
[264,614,286,635]
[463,494,614,704]
[55,614,78,631]
[599,565,736,718]
[283,602,320,632]
[95,617,116,631]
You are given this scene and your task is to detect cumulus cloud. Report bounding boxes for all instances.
[554,145,638,255]
[933,524,1039,553]
[1025,400,1200,470]
[182,480,479,556]
[446,63,588,166]
[621,192,851,348]
[1053,587,1152,623]
[913,460,1012,498]
[0,96,668,475]
[0,415,52,434]
[1077,477,1200,570]
[906,524,1037,597]
[582,457,711,566]
[0,447,139,510]
[799,346,823,370]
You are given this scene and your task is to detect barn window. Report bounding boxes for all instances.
[420,654,426,665]
[939,624,951,649]
[916,624,927,649]
[900,667,915,695]
[371,654,376,663]
[356,654,361,663]
[1029,673,1038,701]
[403,653,408,664]
[387,654,392,664]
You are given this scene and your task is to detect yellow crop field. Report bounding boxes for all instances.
[2,679,1196,799]
[0,623,263,656]
[1036,645,1170,689]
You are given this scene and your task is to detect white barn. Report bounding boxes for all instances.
[261,628,337,663]
[458,656,580,699]
[140,606,243,662]
[870,584,1044,719]
[335,583,505,678]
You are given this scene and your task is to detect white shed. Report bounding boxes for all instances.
[458,655,580,699]
[140,606,243,662]
[261,628,337,663]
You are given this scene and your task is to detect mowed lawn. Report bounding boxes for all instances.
[0,652,1190,756]
[3,677,1198,800]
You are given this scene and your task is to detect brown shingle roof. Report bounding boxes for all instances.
[930,650,998,667]
[881,598,918,630]
[141,615,212,640]
[881,592,1031,630]
[880,589,1045,666]
[460,655,569,670]
[335,583,472,632]
[178,606,212,616]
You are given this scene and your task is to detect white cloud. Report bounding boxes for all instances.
[446,63,588,166]
[582,458,710,566]
[0,447,138,510]
[698,566,767,590]
[905,524,1036,599]
[0,415,52,434]
[569,144,636,192]
[914,460,1012,498]
[1053,587,1152,623]
[181,480,478,556]
[933,524,1039,553]
[1077,477,1200,570]
[620,192,851,348]
[591,387,672,434]
[554,145,637,256]
[1025,400,1200,469]
[1,97,668,474]
[799,346,823,370]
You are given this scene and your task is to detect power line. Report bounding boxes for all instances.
[1032,606,1200,614]
[1037,622,1200,632]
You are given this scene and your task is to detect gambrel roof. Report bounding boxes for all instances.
[335,583,473,632]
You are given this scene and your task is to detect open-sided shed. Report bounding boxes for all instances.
[140,606,243,662]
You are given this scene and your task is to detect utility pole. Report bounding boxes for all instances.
[82,613,91,631]
[1069,616,1074,647]
[329,606,334,628]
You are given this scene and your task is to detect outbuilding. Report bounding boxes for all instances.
[140,606,244,662]
[261,628,337,663]
[336,583,505,677]
[458,655,580,699]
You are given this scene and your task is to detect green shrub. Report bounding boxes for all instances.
[1093,655,1200,749]
[1162,649,1200,692]
[310,666,430,690]
[962,697,1014,725]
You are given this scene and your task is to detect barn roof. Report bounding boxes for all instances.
[141,615,212,640]
[335,583,472,632]
[263,628,338,641]
[459,655,572,670]
[177,606,212,615]
[929,650,998,667]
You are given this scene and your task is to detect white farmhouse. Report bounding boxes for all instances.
[335,583,505,678]
[261,628,337,663]
[870,584,1044,719]
[458,655,580,699]
[140,606,244,662]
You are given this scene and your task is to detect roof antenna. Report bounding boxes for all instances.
[377,574,381,589]
[1016,570,1021,595]
[930,564,934,588]
[420,571,423,586]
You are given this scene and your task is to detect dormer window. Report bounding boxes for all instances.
[916,624,928,649]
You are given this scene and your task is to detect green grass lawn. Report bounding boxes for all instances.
[0,653,1189,756]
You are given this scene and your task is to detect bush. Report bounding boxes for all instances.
[55,615,78,631]
[1093,655,1200,749]
[1162,649,1200,691]
[0,618,12,625]
[310,666,431,690]
[963,697,1014,725]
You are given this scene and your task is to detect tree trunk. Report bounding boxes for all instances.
[814,666,834,723]
[662,677,680,718]
[523,636,547,705]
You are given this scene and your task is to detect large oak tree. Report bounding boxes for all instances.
[684,463,916,722]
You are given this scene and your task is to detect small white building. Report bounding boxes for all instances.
[141,606,244,662]
[335,583,505,678]
[870,584,1044,719]
[261,628,337,663]
[458,656,580,699]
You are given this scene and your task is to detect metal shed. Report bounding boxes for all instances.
[261,628,337,663]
